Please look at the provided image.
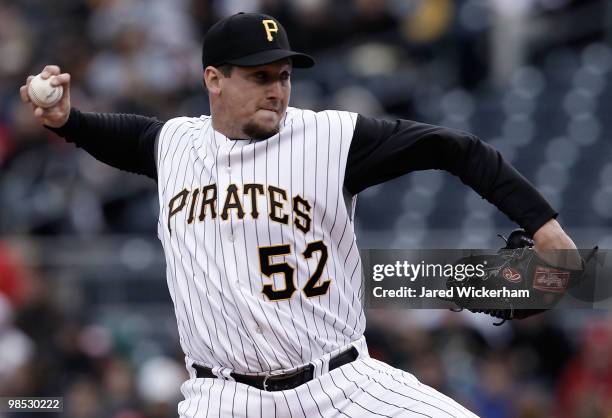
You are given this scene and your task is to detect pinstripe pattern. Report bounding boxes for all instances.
[157,108,362,372]
[178,344,478,417]
[157,108,478,417]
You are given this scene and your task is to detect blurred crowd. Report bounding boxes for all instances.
[0,242,186,418]
[2,0,611,242]
[1,0,612,417]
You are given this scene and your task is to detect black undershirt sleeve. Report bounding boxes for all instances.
[45,108,163,180]
[345,114,557,236]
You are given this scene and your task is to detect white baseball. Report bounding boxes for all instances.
[27,73,63,108]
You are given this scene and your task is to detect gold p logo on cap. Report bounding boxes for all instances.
[262,19,278,42]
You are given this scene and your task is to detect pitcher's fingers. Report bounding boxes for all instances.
[50,73,70,87]
[25,75,34,91]
[20,85,30,103]
[41,65,61,79]
[34,107,44,118]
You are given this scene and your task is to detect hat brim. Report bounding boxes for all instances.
[226,49,315,68]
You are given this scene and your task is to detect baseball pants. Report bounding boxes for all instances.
[178,339,479,418]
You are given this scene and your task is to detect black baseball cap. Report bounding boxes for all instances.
[202,12,315,69]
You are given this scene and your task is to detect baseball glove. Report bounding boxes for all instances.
[445,229,588,325]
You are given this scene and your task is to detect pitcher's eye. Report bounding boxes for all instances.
[252,72,268,83]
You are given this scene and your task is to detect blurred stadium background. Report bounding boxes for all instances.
[1,0,612,417]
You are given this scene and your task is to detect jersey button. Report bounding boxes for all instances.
[254,326,263,334]
[225,166,231,173]
[227,234,235,242]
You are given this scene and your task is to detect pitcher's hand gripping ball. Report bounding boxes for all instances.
[27,73,63,108]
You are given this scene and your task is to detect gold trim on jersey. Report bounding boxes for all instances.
[168,188,189,234]
[221,184,246,220]
[187,188,200,224]
[301,240,332,298]
[198,184,218,221]
[292,194,312,234]
[164,183,314,235]
[244,183,265,218]
[258,243,297,301]
[268,185,290,225]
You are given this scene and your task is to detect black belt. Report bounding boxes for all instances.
[193,346,359,391]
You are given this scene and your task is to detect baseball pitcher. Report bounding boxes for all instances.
[21,12,579,418]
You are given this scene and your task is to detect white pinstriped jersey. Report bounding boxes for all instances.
[156,107,364,373]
